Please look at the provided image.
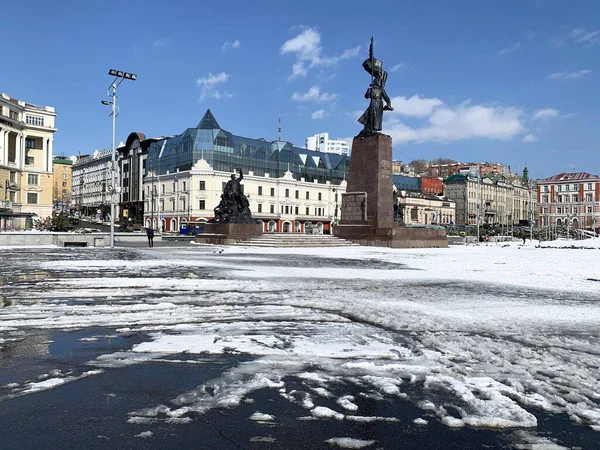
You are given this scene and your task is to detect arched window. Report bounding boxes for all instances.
[268,220,277,232]
[315,222,323,234]
[556,218,562,226]
[170,218,177,232]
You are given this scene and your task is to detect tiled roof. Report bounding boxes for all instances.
[540,172,600,182]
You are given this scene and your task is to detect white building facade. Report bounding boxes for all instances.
[143,159,346,234]
[71,149,114,220]
[305,133,350,156]
[0,93,57,229]
[397,192,456,226]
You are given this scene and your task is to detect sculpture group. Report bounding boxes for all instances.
[211,168,256,224]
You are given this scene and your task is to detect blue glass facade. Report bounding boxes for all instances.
[145,110,350,184]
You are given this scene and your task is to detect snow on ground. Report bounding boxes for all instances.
[1,243,600,446]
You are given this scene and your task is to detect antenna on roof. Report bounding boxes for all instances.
[278,116,281,142]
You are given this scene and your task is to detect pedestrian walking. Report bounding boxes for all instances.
[146,227,154,248]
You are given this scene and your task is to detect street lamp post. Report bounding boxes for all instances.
[102,68,136,249]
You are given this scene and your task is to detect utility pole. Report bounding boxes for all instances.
[476,171,480,241]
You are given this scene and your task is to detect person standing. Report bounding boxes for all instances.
[146,227,154,248]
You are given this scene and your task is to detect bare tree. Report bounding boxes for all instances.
[409,159,429,174]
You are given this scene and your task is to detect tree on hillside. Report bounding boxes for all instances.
[409,159,429,174]
[431,157,457,165]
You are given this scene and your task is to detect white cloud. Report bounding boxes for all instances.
[498,41,521,55]
[389,95,444,118]
[532,108,560,121]
[547,69,592,80]
[153,38,168,49]
[280,28,360,79]
[289,62,308,80]
[291,86,337,103]
[195,72,231,101]
[571,27,600,47]
[311,109,327,119]
[222,39,241,52]
[383,100,526,144]
[389,63,406,72]
[522,134,538,143]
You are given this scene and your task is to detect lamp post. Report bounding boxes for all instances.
[102,68,136,249]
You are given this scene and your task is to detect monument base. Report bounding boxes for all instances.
[334,224,448,248]
[194,223,262,245]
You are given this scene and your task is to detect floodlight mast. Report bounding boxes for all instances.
[103,68,137,249]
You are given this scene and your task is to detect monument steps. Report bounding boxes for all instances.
[234,233,358,248]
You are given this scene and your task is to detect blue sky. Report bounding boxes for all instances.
[1,0,598,179]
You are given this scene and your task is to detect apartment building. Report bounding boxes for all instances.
[536,172,600,231]
[444,172,534,227]
[72,149,113,220]
[52,156,73,212]
[0,93,57,229]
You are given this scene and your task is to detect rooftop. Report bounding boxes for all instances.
[540,172,600,182]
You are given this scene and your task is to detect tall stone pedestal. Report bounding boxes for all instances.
[335,133,447,248]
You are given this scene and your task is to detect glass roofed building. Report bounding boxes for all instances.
[144,110,349,184]
[119,110,349,233]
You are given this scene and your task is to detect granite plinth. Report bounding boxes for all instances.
[334,224,448,248]
[194,223,262,245]
[343,133,393,229]
[336,132,447,248]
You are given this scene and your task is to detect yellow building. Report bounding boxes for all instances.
[52,156,73,212]
[0,93,57,229]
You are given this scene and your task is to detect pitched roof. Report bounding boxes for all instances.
[540,172,600,182]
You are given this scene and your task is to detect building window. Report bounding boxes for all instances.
[25,138,36,149]
[270,187,275,197]
[26,192,38,204]
[306,191,310,200]
[557,185,562,192]
[199,181,206,190]
[588,206,593,213]
[25,156,34,165]
[62,181,67,187]
[63,166,67,171]
[306,207,309,215]
[285,205,289,214]
[295,190,299,199]
[160,200,165,211]
[26,115,44,126]
[270,204,274,213]
[318,192,322,201]
[173,182,176,192]
[161,184,165,194]
[285,189,289,198]
[573,184,578,190]
[295,206,299,215]
[63,173,68,179]
[10,172,16,183]
[258,186,263,195]
[9,110,19,120]
[123,163,129,173]
[27,174,39,185]
[557,207,562,214]
[587,183,593,190]
[222,182,227,191]
[182,181,187,192]
[544,186,549,192]
[258,203,262,213]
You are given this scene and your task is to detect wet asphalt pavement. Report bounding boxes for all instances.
[0,245,598,450]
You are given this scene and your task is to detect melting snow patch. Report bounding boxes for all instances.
[250,436,276,443]
[134,431,153,438]
[324,437,376,448]
[249,412,275,422]
[336,395,358,411]
[312,406,344,420]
